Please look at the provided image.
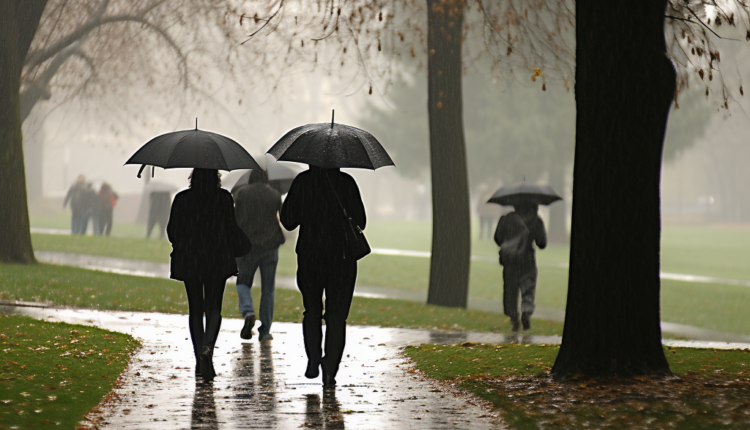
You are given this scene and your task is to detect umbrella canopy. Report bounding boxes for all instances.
[125,127,260,176]
[266,114,394,170]
[228,162,303,195]
[488,183,562,206]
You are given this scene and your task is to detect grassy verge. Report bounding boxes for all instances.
[0,263,563,336]
[0,315,139,429]
[29,231,750,335]
[405,343,750,429]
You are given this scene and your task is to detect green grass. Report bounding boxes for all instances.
[0,315,138,429]
[28,221,750,335]
[31,214,148,238]
[0,263,563,336]
[405,343,750,429]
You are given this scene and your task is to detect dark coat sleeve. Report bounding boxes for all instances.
[531,216,548,250]
[280,176,303,231]
[344,175,366,230]
[494,215,507,247]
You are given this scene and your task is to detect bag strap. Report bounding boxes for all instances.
[324,172,363,233]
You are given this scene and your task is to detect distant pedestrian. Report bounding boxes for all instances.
[97,182,118,236]
[166,168,250,382]
[80,183,99,235]
[147,191,171,239]
[233,169,285,343]
[280,166,366,390]
[494,200,547,331]
[63,175,87,234]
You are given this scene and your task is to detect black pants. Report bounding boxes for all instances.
[98,207,113,236]
[183,277,226,359]
[297,254,357,378]
[502,262,538,319]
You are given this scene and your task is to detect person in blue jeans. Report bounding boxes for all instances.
[233,169,285,342]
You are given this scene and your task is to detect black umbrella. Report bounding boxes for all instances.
[125,123,260,177]
[488,182,562,206]
[266,111,394,170]
[228,162,303,195]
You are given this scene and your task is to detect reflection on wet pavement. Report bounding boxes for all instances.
[1,306,507,429]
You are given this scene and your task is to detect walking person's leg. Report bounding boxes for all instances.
[297,255,324,379]
[92,209,101,236]
[320,258,357,388]
[257,248,279,342]
[146,214,156,238]
[503,266,521,331]
[158,209,169,239]
[183,279,205,375]
[519,266,538,330]
[104,208,113,236]
[236,254,258,339]
[200,277,226,381]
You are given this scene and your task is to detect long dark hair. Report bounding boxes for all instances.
[189,169,220,191]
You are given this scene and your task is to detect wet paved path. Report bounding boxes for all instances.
[4,306,749,430]
[34,250,750,343]
[2,306,514,429]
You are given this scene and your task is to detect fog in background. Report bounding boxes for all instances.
[21,38,750,229]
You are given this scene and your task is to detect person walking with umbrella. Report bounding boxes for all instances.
[125,123,257,381]
[167,169,250,381]
[490,183,560,331]
[233,168,285,343]
[270,111,393,389]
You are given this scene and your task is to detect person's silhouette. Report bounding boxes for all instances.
[280,165,366,390]
[167,168,249,381]
[494,200,547,331]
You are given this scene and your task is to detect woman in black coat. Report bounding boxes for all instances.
[167,168,249,381]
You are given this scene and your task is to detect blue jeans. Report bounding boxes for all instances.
[236,248,279,338]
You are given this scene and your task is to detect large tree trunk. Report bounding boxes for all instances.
[0,1,48,264]
[547,163,568,244]
[425,0,470,308]
[552,0,674,377]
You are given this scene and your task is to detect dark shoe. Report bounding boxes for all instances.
[322,369,336,390]
[259,333,273,343]
[305,359,320,379]
[200,346,216,382]
[240,315,255,340]
[511,317,521,332]
[195,358,201,377]
[521,313,531,331]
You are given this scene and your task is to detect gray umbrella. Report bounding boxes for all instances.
[266,111,394,170]
[125,123,260,177]
[488,183,562,206]
[229,163,303,195]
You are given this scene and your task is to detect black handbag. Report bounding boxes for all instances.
[326,174,370,260]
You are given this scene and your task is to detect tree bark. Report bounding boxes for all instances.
[547,163,568,244]
[552,0,674,377]
[425,0,470,308]
[0,1,47,264]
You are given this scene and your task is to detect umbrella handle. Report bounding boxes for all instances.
[331,109,334,129]
[137,164,147,178]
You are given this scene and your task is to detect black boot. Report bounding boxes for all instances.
[521,312,531,331]
[200,346,216,382]
[511,316,520,332]
[321,361,336,390]
[305,359,320,379]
